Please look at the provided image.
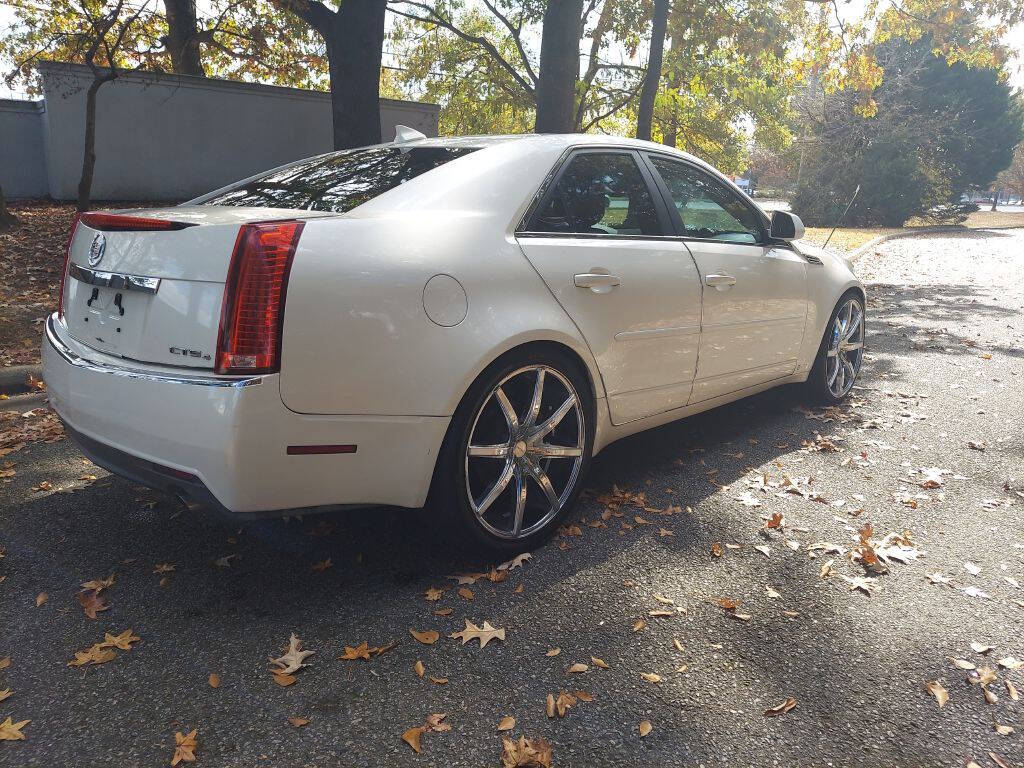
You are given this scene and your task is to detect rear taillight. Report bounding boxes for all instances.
[79,212,195,231]
[215,220,304,375]
[58,214,82,319]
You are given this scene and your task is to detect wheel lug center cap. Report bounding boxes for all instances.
[512,440,528,458]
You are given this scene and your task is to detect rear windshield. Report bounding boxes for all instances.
[200,146,478,213]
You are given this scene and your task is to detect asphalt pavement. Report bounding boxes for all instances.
[1,228,1022,767]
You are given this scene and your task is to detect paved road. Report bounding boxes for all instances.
[1,229,1023,767]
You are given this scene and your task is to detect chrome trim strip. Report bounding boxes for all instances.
[68,263,161,294]
[614,324,700,341]
[45,314,261,388]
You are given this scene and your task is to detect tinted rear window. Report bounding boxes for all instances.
[201,146,478,213]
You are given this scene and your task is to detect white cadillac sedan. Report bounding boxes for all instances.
[43,130,864,552]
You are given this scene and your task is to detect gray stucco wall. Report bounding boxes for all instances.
[33,61,440,201]
[0,98,48,198]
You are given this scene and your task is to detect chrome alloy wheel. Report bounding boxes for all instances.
[826,297,864,398]
[464,365,585,540]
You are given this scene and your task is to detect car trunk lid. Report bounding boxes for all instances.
[61,206,331,369]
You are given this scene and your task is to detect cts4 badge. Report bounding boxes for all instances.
[88,232,106,267]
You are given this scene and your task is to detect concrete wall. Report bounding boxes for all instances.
[29,61,440,201]
[0,98,48,198]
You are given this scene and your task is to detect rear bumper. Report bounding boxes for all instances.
[42,314,449,514]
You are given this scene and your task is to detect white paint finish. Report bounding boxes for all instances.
[34,61,439,201]
[517,235,702,424]
[423,274,468,327]
[0,98,47,198]
[43,318,446,511]
[685,241,808,402]
[43,132,863,516]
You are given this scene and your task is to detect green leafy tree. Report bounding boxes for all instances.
[792,37,1024,227]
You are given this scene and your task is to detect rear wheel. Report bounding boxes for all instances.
[808,292,865,404]
[436,350,594,554]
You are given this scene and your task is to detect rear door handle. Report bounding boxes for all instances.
[704,274,737,291]
[574,273,621,294]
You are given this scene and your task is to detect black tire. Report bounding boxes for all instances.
[433,347,595,556]
[807,289,865,405]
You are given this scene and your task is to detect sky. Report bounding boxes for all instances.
[0,2,1022,101]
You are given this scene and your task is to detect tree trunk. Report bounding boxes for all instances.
[77,77,109,212]
[636,0,669,141]
[324,0,387,150]
[535,0,584,134]
[990,188,999,211]
[163,0,205,76]
[0,184,17,230]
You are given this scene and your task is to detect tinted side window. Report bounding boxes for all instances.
[530,152,662,236]
[200,146,477,213]
[648,156,763,244]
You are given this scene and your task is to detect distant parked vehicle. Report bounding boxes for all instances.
[43,129,864,552]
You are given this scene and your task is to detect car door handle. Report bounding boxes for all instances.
[704,274,737,290]
[574,273,621,294]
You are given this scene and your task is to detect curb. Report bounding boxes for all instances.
[0,392,47,413]
[846,225,966,263]
[0,364,42,393]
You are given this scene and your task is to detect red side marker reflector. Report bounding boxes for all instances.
[286,445,357,455]
[151,463,199,481]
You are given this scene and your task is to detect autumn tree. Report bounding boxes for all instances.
[635,0,667,141]
[792,37,1023,227]
[271,0,388,149]
[995,142,1024,202]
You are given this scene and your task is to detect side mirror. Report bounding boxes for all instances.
[769,210,805,241]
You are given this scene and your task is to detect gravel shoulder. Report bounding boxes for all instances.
[1,228,1022,767]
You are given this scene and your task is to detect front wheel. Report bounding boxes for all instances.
[808,292,865,404]
[436,350,594,555]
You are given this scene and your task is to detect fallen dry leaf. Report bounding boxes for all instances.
[501,735,552,768]
[497,715,516,731]
[641,672,662,684]
[449,619,505,648]
[1006,680,1019,701]
[208,673,220,688]
[414,660,425,678]
[171,729,198,766]
[434,607,453,616]
[339,642,372,661]
[567,663,588,674]
[591,656,609,669]
[765,586,781,599]
[458,587,474,600]
[711,542,724,558]
[153,563,176,574]
[410,628,440,645]
[310,558,332,572]
[99,629,140,650]
[287,716,310,728]
[764,697,797,717]
[67,644,116,667]
[926,680,948,708]
[638,720,652,737]
[0,717,29,741]
[0,657,9,670]
[997,657,1023,670]
[632,619,646,632]
[545,648,560,657]
[970,642,994,654]
[401,725,426,753]
[35,592,47,607]
[497,552,532,571]
[76,590,110,620]
[424,586,443,601]
[429,676,448,685]
[269,633,314,676]
[994,723,1014,736]
[272,672,296,687]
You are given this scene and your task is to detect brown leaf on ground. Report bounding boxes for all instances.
[170,729,198,765]
[0,717,29,741]
[76,590,109,619]
[764,697,797,717]
[153,563,176,574]
[272,672,296,687]
[208,673,220,688]
[545,648,560,657]
[497,715,516,731]
[591,656,609,669]
[711,542,724,558]
[424,587,443,601]
[449,620,505,648]
[433,607,453,616]
[67,644,116,667]
[429,676,448,685]
[0,689,10,702]
[287,716,310,728]
[410,628,440,645]
[632,619,646,632]
[269,633,314,675]
[402,726,425,753]
[641,672,662,683]
[99,629,140,650]
[501,736,553,768]
[497,552,531,571]
[414,660,425,678]
[458,587,474,600]
[567,663,588,674]
[639,720,652,737]
[339,642,372,661]
[0,657,10,669]
[926,680,948,707]
[35,592,47,607]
